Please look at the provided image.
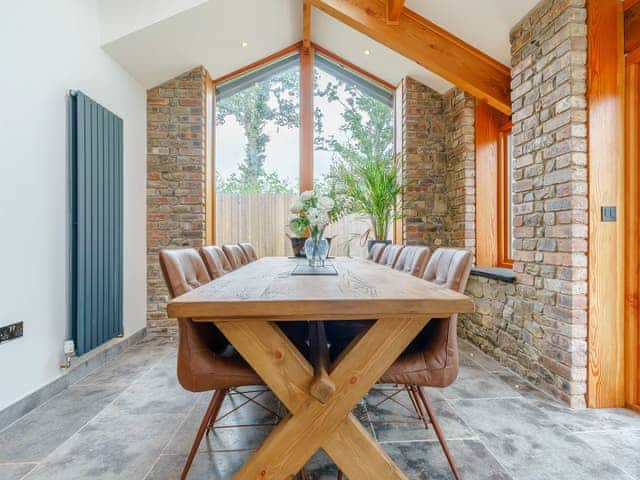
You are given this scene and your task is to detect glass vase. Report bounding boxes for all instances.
[304,233,329,267]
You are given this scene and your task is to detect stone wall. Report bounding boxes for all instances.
[400,0,588,407]
[461,0,589,407]
[146,67,209,336]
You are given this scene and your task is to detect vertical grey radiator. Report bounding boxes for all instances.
[69,91,123,356]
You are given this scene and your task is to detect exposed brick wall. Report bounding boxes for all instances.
[443,89,476,255]
[400,0,588,407]
[401,77,447,246]
[147,67,209,336]
[460,0,588,407]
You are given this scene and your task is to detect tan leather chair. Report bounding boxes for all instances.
[223,244,249,270]
[159,248,262,479]
[393,245,431,277]
[378,248,473,480]
[377,243,404,268]
[239,242,258,262]
[199,245,232,279]
[367,242,387,263]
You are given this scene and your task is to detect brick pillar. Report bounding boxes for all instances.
[401,77,447,246]
[508,0,588,406]
[444,88,476,255]
[146,67,209,336]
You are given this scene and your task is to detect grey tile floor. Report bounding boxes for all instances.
[1,336,639,480]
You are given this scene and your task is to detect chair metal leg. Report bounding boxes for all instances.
[416,387,461,480]
[181,389,227,480]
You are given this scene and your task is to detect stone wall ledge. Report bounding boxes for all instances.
[470,266,516,283]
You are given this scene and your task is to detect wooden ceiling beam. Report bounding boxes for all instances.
[303,0,312,49]
[307,0,512,115]
[386,0,405,24]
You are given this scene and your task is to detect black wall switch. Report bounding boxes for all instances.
[601,206,617,222]
[0,321,23,344]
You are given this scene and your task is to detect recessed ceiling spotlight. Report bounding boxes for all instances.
[241,41,249,48]
[363,49,371,55]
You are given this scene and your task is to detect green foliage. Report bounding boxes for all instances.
[326,156,401,241]
[216,68,300,193]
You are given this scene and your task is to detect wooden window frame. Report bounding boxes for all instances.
[497,121,513,268]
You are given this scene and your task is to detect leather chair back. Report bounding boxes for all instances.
[159,248,211,298]
[199,245,232,279]
[223,244,249,270]
[378,244,405,268]
[239,243,258,262]
[159,248,259,392]
[394,246,431,277]
[368,242,387,262]
[381,248,473,388]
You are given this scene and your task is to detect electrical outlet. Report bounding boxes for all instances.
[0,321,24,344]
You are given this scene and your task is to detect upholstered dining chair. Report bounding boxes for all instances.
[393,245,431,277]
[367,242,387,263]
[378,248,473,480]
[377,243,405,268]
[222,244,249,270]
[199,245,233,279]
[239,242,258,262]
[159,248,307,480]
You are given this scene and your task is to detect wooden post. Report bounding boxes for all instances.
[300,45,314,193]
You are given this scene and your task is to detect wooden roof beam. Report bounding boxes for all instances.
[307,0,512,115]
[386,0,405,24]
[303,0,312,50]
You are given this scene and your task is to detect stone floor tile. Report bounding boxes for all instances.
[75,345,169,387]
[0,385,123,463]
[458,340,504,372]
[384,439,513,480]
[578,428,640,479]
[22,409,183,480]
[531,398,640,433]
[146,451,310,480]
[366,389,474,442]
[0,463,37,480]
[453,398,633,480]
[110,355,202,415]
[442,371,521,400]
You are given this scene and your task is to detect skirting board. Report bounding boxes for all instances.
[0,327,147,432]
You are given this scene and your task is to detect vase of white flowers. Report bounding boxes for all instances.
[289,189,347,267]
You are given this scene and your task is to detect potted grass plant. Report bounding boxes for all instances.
[326,156,402,253]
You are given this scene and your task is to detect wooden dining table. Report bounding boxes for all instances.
[168,256,474,480]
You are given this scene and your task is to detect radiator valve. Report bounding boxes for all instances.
[60,340,75,369]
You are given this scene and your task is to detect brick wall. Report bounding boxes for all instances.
[401,77,447,246]
[400,0,588,406]
[461,0,588,407]
[147,66,209,336]
[443,89,476,254]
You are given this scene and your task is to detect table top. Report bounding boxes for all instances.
[167,257,474,321]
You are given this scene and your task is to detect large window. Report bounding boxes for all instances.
[313,53,394,257]
[213,46,394,257]
[214,55,300,257]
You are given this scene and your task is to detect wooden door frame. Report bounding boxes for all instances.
[625,46,640,414]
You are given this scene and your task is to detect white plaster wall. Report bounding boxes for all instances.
[0,0,147,411]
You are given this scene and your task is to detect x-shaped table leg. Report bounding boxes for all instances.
[215,315,430,479]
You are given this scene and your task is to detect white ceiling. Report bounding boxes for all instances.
[102,0,540,91]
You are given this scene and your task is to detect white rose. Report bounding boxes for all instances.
[290,201,303,213]
[318,196,335,210]
[300,190,314,201]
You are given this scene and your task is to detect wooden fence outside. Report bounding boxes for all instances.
[215,193,370,258]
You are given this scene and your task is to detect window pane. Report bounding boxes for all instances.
[215,62,299,256]
[313,62,394,257]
